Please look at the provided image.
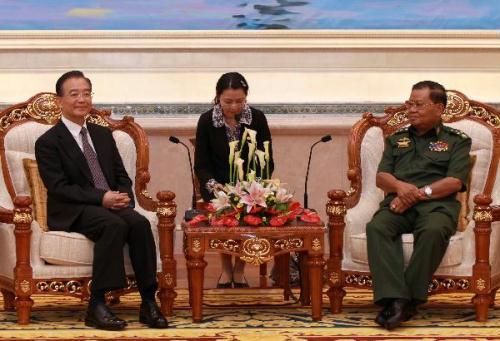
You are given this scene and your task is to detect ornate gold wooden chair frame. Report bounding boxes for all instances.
[0,93,177,324]
[326,90,500,321]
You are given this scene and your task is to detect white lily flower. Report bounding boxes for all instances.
[263,141,270,160]
[255,149,266,176]
[246,128,257,145]
[211,190,231,211]
[228,140,239,164]
[235,157,245,182]
[228,140,239,183]
[246,142,256,173]
[263,141,270,178]
[233,150,241,182]
[241,128,249,148]
[247,169,256,183]
[276,187,293,203]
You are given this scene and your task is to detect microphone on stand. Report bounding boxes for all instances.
[169,136,197,209]
[304,134,332,209]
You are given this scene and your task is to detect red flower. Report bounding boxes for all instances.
[243,214,263,226]
[286,201,303,221]
[188,214,208,227]
[269,215,288,227]
[224,209,240,217]
[223,216,239,227]
[288,201,302,212]
[300,209,321,224]
[210,216,240,227]
[249,206,264,214]
[210,216,225,227]
[265,207,281,215]
[206,203,217,213]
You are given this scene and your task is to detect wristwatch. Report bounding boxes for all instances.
[423,185,433,199]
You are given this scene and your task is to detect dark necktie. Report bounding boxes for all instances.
[80,127,110,190]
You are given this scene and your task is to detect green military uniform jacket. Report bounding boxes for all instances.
[377,122,472,222]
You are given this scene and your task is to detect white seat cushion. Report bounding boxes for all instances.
[40,231,94,265]
[350,232,463,268]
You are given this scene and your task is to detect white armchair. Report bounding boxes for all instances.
[0,93,177,324]
[325,90,500,321]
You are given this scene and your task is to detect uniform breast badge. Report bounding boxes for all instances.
[429,140,449,152]
[396,137,411,148]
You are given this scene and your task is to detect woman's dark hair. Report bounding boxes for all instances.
[214,72,249,104]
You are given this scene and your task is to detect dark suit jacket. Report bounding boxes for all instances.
[35,121,134,231]
[194,107,274,201]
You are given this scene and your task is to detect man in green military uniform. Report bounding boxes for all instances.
[367,81,471,330]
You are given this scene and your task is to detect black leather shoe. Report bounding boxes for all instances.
[216,281,233,288]
[85,303,126,331]
[216,274,233,288]
[139,301,169,329]
[232,275,249,288]
[374,303,392,327]
[384,298,411,330]
[233,281,249,288]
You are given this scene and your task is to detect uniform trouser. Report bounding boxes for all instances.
[71,206,157,295]
[366,207,456,305]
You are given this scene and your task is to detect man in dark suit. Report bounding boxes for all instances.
[35,71,168,330]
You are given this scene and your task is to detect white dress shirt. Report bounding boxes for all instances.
[61,116,97,153]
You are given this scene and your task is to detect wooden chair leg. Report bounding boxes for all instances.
[473,294,490,322]
[15,296,34,325]
[1,289,15,312]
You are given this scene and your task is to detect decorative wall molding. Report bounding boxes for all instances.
[1,103,499,117]
[100,103,396,116]
[0,30,499,50]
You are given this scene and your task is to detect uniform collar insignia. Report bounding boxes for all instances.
[396,137,411,148]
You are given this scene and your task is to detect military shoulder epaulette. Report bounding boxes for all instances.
[443,126,470,139]
[390,127,408,136]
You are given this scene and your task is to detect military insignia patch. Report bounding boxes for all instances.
[429,140,449,152]
[396,137,411,148]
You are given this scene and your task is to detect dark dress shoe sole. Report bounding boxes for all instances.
[233,282,249,288]
[374,313,386,327]
[216,282,233,289]
[85,318,126,331]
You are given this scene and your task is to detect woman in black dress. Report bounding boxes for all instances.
[194,72,274,288]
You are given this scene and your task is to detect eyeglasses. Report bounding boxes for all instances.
[404,100,434,110]
[65,91,94,100]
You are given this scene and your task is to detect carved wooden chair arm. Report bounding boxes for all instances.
[326,190,347,220]
[473,194,495,224]
[11,196,33,229]
[0,197,31,224]
[155,191,177,221]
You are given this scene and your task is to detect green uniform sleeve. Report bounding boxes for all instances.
[377,138,394,174]
[446,137,472,192]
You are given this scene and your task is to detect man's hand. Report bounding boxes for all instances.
[102,191,131,210]
[389,196,412,214]
[395,181,421,207]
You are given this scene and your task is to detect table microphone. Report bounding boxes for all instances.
[169,136,196,209]
[304,134,332,209]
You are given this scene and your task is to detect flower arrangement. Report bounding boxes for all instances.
[189,128,321,227]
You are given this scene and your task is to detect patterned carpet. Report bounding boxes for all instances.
[0,288,499,340]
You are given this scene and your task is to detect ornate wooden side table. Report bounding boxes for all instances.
[182,222,326,322]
